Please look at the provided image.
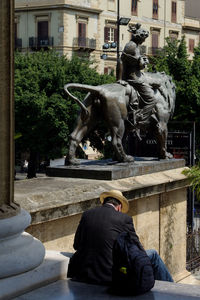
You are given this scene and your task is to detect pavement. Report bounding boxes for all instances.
[15,279,200,300]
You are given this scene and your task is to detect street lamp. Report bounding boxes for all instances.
[101,1,130,74]
[116,0,130,79]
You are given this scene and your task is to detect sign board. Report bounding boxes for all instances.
[127,130,194,166]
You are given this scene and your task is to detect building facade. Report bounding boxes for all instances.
[183,0,200,59]
[15,0,199,73]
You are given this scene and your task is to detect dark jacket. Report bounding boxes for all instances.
[67,204,143,285]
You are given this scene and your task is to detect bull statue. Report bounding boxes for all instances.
[64,23,176,165]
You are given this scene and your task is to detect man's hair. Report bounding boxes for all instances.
[103,197,121,207]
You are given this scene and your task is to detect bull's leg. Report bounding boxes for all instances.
[65,107,98,165]
[155,122,173,159]
[110,120,134,163]
[65,135,81,165]
[65,122,91,165]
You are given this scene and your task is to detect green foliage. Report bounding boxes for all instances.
[15,50,115,163]
[148,37,200,145]
[182,165,200,201]
[14,133,22,140]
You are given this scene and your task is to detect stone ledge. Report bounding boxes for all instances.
[0,251,70,300]
[15,278,200,300]
[15,167,190,225]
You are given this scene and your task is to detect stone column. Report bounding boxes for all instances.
[0,0,45,279]
[0,0,20,218]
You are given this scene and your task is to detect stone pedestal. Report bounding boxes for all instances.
[46,158,185,180]
[15,163,190,281]
[0,209,45,278]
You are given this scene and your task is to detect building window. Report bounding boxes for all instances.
[169,31,178,41]
[171,1,177,23]
[189,39,195,53]
[14,22,22,50]
[78,22,87,46]
[37,20,49,45]
[104,27,117,43]
[153,0,158,19]
[131,0,138,16]
[151,31,159,55]
[104,67,114,75]
[15,22,17,39]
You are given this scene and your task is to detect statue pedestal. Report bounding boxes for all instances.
[0,209,45,278]
[16,161,190,281]
[46,158,185,180]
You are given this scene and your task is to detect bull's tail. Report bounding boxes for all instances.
[64,83,101,119]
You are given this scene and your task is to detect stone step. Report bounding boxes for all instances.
[15,278,200,300]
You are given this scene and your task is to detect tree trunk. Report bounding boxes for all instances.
[27,151,37,179]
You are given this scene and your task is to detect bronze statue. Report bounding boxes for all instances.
[64,23,176,165]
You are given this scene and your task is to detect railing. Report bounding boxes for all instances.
[187,208,200,271]
[15,38,22,50]
[148,47,164,56]
[29,37,54,48]
[73,37,96,50]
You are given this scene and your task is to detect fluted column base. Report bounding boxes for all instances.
[0,209,45,278]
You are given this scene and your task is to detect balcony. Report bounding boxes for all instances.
[73,37,96,51]
[148,47,163,56]
[15,38,22,50]
[29,37,54,49]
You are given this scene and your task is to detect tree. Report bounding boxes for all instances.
[15,51,115,178]
[148,37,200,151]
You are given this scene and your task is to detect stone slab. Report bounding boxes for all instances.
[46,158,185,180]
[15,167,189,225]
[15,278,200,300]
[0,251,70,300]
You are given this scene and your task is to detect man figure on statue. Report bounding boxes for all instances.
[118,23,168,106]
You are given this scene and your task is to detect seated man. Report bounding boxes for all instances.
[119,23,169,105]
[67,189,173,285]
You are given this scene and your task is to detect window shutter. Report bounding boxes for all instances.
[104,27,109,43]
[152,32,158,55]
[189,39,195,53]
[132,0,137,15]
[171,1,177,23]
[104,67,108,74]
[114,28,117,43]
[78,22,86,47]
[38,21,48,38]
[152,33,158,48]
[153,0,158,19]
[78,23,86,38]
[15,22,17,40]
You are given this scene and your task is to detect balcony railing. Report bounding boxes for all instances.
[15,38,22,50]
[73,37,96,50]
[29,37,54,48]
[148,47,163,56]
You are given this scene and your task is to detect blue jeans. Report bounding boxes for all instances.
[146,249,174,282]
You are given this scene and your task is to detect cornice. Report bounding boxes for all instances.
[15,4,103,14]
[182,24,200,32]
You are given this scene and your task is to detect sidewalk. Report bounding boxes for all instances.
[179,268,200,285]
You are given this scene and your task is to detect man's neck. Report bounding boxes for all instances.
[106,203,117,210]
